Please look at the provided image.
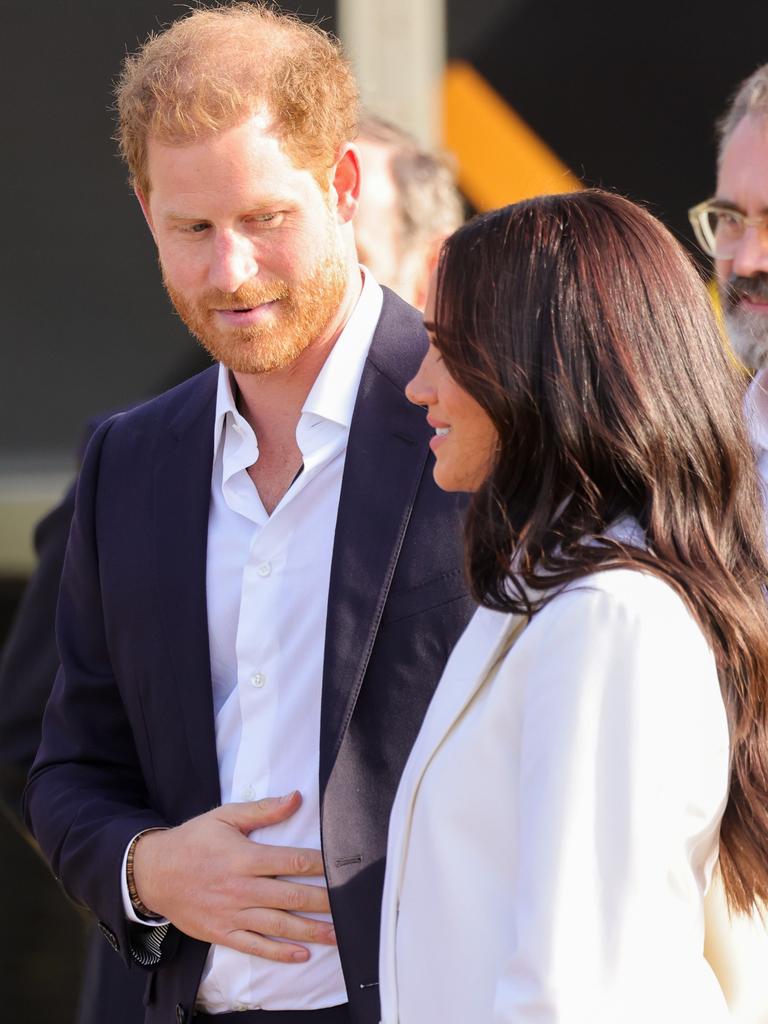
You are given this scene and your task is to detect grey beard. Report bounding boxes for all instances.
[723,306,768,371]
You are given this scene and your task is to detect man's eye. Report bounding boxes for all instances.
[248,212,284,227]
[183,222,209,234]
[717,211,741,229]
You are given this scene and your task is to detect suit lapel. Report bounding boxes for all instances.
[384,608,526,944]
[319,293,432,793]
[152,369,221,808]
[404,608,525,781]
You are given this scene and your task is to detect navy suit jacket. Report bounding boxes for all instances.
[25,291,474,1024]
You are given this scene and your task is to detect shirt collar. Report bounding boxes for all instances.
[745,366,768,456]
[300,266,382,430]
[212,267,383,456]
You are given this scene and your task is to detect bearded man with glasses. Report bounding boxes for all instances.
[688,64,768,1024]
[690,67,768,450]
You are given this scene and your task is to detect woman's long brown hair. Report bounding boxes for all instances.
[433,190,768,913]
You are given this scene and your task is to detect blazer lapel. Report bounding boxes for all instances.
[404,608,526,781]
[319,295,433,794]
[152,369,221,809]
[385,608,526,957]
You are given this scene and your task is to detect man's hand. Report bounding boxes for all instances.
[132,791,335,962]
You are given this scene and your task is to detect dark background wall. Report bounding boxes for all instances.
[448,0,768,250]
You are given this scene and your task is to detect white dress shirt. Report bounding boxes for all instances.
[380,541,731,1023]
[123,270,383,1014]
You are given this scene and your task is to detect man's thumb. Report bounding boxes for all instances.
[223,791,302,833]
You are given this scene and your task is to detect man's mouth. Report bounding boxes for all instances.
[214,300,280,326]
[217,298,278,312]
[725,274,768,312]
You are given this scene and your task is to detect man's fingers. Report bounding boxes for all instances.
[225,929,312,963]
[250,842,326,877]
[250,877,331,915]
[232,908,337,946]
[218,792,302,835]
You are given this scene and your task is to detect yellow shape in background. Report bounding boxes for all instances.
[708,277,751,374]
[443,61,582,211]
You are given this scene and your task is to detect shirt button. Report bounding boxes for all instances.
[256,561,272,577]
[250,672,266,688]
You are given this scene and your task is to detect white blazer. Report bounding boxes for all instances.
[379,565,731,1023]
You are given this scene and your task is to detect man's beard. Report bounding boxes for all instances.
[163,239,348,376]
[720,272,768,371]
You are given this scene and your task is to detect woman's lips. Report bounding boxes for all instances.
[429,427,451,453]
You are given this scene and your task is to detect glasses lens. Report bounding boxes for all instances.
[708,208,743,258]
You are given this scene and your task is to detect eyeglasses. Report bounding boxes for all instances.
[688,200,768,259]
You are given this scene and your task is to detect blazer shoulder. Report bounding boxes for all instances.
[557,565,695,622]
[94,365,218,446]
[531,566,713,672]
[366,287,429,391]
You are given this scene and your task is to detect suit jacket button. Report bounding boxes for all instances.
[175,1003,186,1023]
[96,920,120,952]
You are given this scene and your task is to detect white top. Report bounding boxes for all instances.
[123,269,384,1014]
[379,561,731,1024]
[745,367,768,512]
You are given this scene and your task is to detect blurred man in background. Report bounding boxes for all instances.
[0,57,464,1024]
[690,65,768,489]
[689,62,768,1024]
[355,113,464,310]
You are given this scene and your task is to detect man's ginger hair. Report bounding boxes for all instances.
[115,2,359,196]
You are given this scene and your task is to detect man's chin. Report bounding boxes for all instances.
[194,331,308,376]
[723,310,768,373]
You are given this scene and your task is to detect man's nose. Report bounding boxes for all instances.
[731,225,768,279]
[209,230,257,292]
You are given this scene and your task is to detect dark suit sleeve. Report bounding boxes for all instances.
[23,417,169,968]
[0,487,76,817]
[0,416,108,819]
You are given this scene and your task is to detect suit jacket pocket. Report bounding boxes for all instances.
[381,569,469,624]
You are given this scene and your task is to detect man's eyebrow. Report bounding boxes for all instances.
[163,200,289,221]
[711,198,744,212]
[164,211,209,223]
[712,198,768,216]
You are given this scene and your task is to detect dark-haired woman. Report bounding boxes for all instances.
[378,190,768,1023]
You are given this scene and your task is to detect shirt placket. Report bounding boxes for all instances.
[230,522,283,805]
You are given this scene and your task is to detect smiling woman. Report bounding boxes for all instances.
[405,281,498,492]
[380,190,768,1024]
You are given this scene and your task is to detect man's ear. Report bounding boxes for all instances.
[134,186,158,245]
[330,144,361,225]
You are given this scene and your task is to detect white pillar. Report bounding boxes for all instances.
[337,0,445,147]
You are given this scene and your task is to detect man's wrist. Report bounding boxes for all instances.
[126,830,164,921]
